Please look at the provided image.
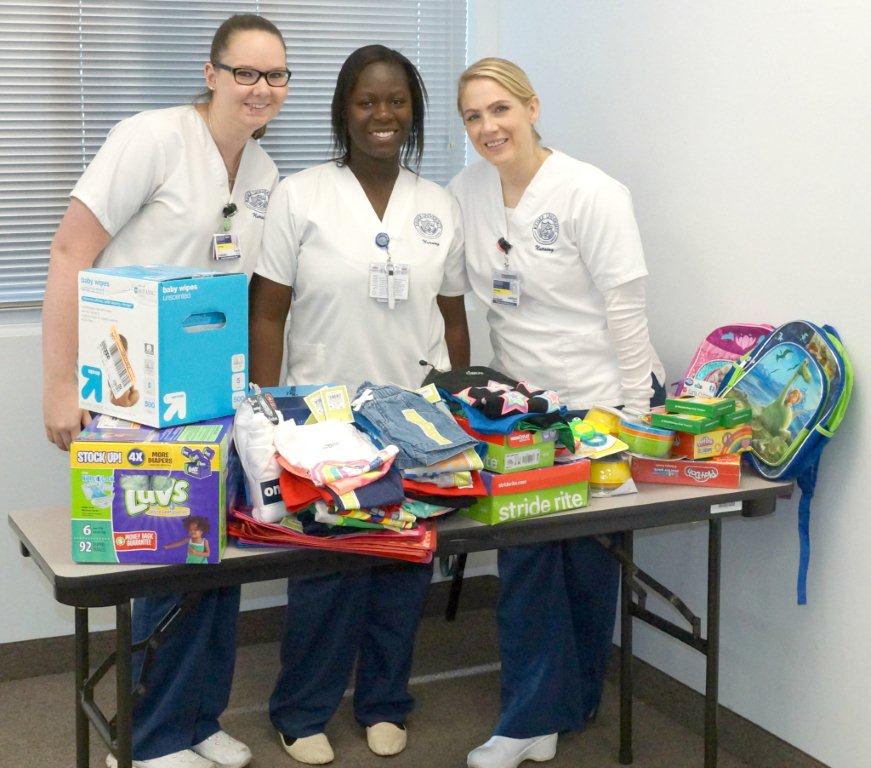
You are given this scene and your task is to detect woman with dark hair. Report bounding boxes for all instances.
[41,14,289,768]
[249,44,469,764]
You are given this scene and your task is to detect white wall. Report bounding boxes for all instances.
[4,1,869,763]
[481,1,870,766]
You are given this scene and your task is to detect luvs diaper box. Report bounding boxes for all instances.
[78,265,247,428]
[70,415,233,564]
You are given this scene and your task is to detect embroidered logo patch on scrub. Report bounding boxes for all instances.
[413,212,443,238]
[244,189,270,219]
[532,212,560,245]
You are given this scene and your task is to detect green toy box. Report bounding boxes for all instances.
[482,440,556,474]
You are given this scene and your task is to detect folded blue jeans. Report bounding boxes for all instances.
[353,381,477,470]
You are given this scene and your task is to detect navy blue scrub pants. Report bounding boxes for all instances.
[269,561,433,738]
[494,375,666,738]
[131,587,240,760]
[494,538,619,737]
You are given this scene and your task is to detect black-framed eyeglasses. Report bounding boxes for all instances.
[214,62,291,87]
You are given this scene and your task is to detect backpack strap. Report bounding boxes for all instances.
[795,455,821,605]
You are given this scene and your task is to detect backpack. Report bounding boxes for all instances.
[718,321,853,603]
[675,323,773,397]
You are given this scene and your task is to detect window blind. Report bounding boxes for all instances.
[0,0,467,307]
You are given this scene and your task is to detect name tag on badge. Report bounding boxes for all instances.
[491,268,521,306]
[369,263,410,306]
[212,233,242,261]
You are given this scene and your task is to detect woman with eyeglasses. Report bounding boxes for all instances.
[450,58,665,768]
[248,45,469,764]
[41,14,289,768]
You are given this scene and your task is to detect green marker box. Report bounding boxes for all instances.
[720,406,752,428]
[665,396,736,419]
[650,411,721,434]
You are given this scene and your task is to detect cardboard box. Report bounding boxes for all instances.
[455,416,557,447]
[631,454,741,489]
[78,266,248,427]
[672,424,752,460]
[460,462,590,525]
[720,406,752,428]
[650,411,721,434]
[665,396,735,419]
[70,415,233,564]
[482,440,556,474]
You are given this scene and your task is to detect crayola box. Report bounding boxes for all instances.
[460,461,590,525]
[78,265,248,428]
[70,415,233,564]
[631,454,741,489]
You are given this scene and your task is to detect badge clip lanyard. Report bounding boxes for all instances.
[222,202,237,233]
[376,231,396,310]
[497,236,513,268]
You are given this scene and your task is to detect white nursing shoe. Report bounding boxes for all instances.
[466,733,558,768]
[106,748,215,768]
[192,731,252,768]
[366,722,408,756]
[278,732,335,764]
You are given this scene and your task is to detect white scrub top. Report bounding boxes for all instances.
[449,150,664,410]
[256,162,468,390]
[72,105,279,277]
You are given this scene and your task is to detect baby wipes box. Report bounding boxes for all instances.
[70,415,233,564]
[78,265,248,428]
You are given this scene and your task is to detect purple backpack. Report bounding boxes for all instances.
[675,324,773,397]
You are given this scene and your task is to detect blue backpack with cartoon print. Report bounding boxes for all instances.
[718,321,853,604]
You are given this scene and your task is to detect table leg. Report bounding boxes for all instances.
[705,518,722,768]
[619,530,634,765]
[445,553,467,622]
[116,602,133,768]
[75,607,90,768]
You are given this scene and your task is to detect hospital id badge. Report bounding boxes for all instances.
[369,263,410,309]
[212,233,241,261]
[491,268,521,306]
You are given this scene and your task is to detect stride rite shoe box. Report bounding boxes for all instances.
[460,461,590,525]
[70,415,232,564]
[78,265,248,428]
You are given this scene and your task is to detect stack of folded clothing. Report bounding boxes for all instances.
[231,386,437,563]
[352,381,487,513]
[425,366,591,525]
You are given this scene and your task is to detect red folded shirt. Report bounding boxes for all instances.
[229,509,436,564]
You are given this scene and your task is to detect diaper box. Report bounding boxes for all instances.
[460,461,590,526]
[78,265,248,428]
[70,415,233,564]
[631,454,741,489]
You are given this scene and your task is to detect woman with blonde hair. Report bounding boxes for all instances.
[449,57,665,768]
